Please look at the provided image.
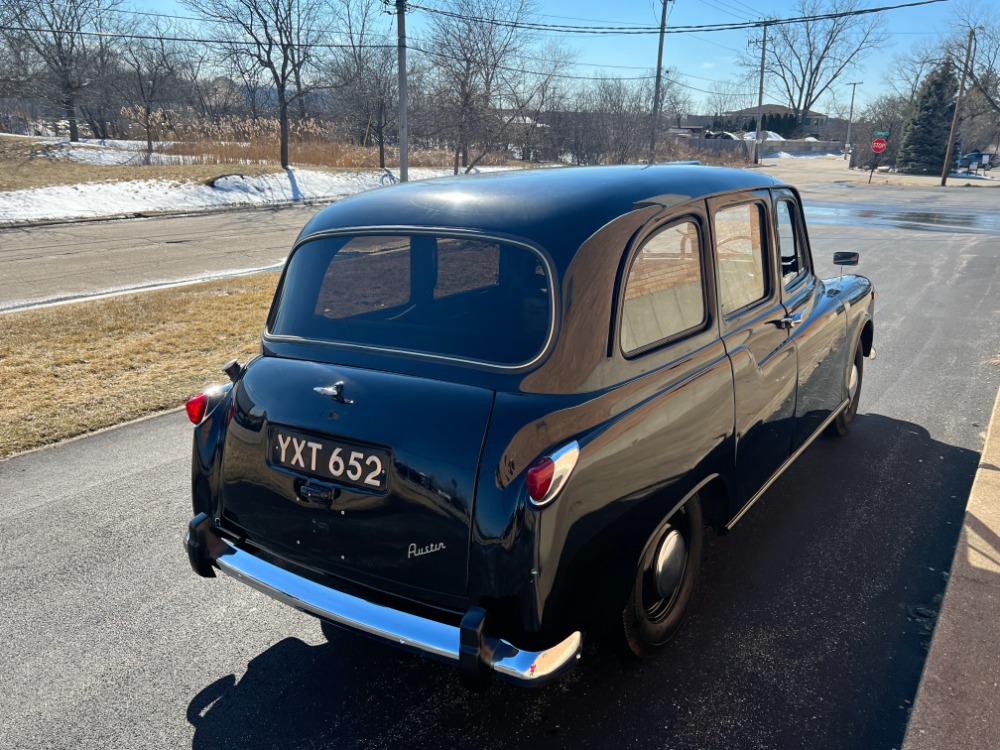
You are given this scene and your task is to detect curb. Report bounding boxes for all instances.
[902,384,1000,749]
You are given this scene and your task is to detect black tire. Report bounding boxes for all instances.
[829,345,863,437]
[622,495,703,659]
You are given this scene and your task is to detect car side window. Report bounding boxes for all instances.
[621,219,706,355]
[714,202,768,316]
[775,199,807,287]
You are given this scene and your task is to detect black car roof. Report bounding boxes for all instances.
[297,164,786,263]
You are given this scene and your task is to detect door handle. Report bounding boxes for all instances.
[771,314,804,330]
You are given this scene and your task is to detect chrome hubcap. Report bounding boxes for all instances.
[654,529,687,600]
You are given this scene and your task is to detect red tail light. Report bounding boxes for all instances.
[526,441,581,507]
[526,458,555,501]
[186,393,208,424]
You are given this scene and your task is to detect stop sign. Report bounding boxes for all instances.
[871,138,887,153]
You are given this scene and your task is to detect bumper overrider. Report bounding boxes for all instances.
[185,513,582,688]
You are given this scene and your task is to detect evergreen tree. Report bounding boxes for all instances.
[784,113,798,137]
[896,61,958,175]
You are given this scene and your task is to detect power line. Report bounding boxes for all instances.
[406,0,948,35]
[0,20,750,89]
[15,0,220,26]
[0,23,395,50]
[693,0,755,23]
[12,0,744,79]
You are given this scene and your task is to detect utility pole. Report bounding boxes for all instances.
[752,22,768,165]
[844,81,862,161]
[941,28,975,187]
[395,0,409,182]
[648,0,670,164]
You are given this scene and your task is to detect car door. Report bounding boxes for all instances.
[709,191,797,511]
[774,189,850,450]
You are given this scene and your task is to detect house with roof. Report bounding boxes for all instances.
[719,104,846,140]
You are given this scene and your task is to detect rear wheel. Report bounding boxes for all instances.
[829,345,863,437]
[622,496,703,659]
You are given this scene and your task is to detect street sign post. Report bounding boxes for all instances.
[868,136,889,184]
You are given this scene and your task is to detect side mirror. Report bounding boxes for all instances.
[833,251,860,266]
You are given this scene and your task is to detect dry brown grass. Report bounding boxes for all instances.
[653,138,750,167]
[0,273,280,458]
[0,136,283,192]
[0,132,509,192]
[162,135,486,171]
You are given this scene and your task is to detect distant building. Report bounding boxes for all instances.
[721,103,826,126]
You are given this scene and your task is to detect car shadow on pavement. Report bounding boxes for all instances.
[185,413,982,750]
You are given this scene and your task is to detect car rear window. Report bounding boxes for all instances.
[268,234,552,366]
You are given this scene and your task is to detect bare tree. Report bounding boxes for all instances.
[77,13,127,140]
[891,39,943,104]
[743,0,888,124]
[328,0,397,167]
[658,72,692,129]
[849,92,910,168]
[225,52,271,122]
[951,1,1000,147]
[426,0,539,173]
[181,0,331,167]
[705,78,755,116]
[593,76,650,164]
[115,20,181,162]
[171,43,238,122]
[0,3,28,93]
[507,44,573,162]
[1,0,123,141]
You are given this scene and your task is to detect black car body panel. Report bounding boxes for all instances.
[216,356,494,598]
[187,165,876,684]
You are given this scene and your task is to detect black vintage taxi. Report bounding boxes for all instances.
[184,165,875,689]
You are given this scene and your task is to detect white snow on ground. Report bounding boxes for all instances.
[743,131,785,141]
[0,166,516,224]
[762,151,843,159]
[59,143,190,166]
[948,170,997,180]
[0,134,525,222]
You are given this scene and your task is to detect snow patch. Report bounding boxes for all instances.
[743,131,785,141]
[762,151,843,159]
[0,166,518,224]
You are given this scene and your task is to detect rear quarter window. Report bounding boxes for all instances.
[621,219,706,355]
[269,234,552,367]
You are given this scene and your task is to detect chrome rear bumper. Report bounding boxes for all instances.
[185,514,581,687]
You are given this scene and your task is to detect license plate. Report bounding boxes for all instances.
[268,426,389,492]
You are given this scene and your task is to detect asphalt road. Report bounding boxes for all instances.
[0,204,316,310]
[2,180,999,310]
[2,194,1000,749]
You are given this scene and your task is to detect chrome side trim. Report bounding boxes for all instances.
[726,398,850,530]
[207,535,582,685]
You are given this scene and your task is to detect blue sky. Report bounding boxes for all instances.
[505,0,955,112]
[134,0,959,114]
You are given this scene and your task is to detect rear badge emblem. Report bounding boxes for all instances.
[408,542,446,559]
[314,382,354,404]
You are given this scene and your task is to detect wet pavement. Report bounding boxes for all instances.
[806,203,1000,235]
